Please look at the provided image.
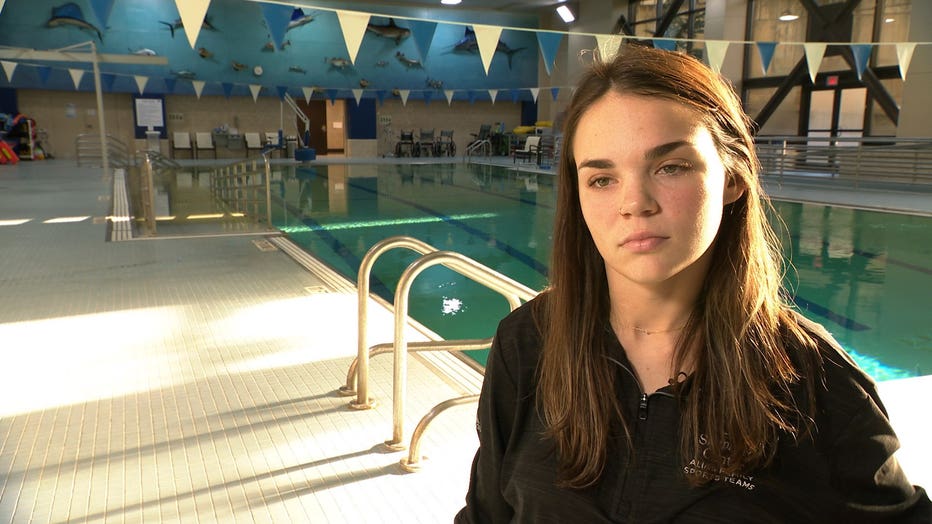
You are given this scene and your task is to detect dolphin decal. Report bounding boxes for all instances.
[47,3,102,42]
[366,18,410,45]
[452,27,525,69]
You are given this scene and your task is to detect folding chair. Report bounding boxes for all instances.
[244,132,263,157]
[170,132,193,159]
[512,135,540,163]
[194,132,216,159]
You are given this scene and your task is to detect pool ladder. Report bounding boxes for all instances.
[338,235,538,471]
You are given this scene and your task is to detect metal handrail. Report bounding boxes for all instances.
[76,133,131,168]
[207,151,274,226]
[386,249,538,458]
[399,394,480,472]
[138,152,157,236]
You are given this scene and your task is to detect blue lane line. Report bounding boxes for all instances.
[344,179,550,278]
[792,296,870,331]
[853,248,932,276]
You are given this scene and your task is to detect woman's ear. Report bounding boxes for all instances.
[723,174,745,205]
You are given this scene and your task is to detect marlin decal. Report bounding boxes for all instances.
[47,3,102,42]
[453,27,526,69]
[395,52,422,69]
[160,17,218,38]
[366,18,410,45]
[287,9,315,32]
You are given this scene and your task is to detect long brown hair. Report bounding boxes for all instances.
[537,44,822,487]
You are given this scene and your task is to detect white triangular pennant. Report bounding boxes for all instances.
[595,34,624,62]
[474,25,503,75]
[704,40,729,74]
[249,84,261,102]
[399,89,410,106]
[336,10,369,65]
[529,88,539,103]
[895,42,917,81]
[175,0,211,49]
[488,89,498,104]
[803,43,827,84]
[69,68,84,89]
[134,75,148,94]
[444,89,454,106]
[192,80,205,99]
[1,60,16,82]
[0,0,6,16]
[352,88,363,105]
[302,86,313,104]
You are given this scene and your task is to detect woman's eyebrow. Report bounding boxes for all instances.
[645,140,693,161]
[577,158,614,170]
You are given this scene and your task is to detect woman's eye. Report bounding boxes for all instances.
[657,163,690,176]
[588,176,613,188]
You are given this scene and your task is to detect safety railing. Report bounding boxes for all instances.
[756,136,932,190]
[208,150,274,226]
[76,133,131,168]
[344,236,538,471]
[137,151,158,236]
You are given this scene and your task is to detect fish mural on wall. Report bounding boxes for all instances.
[366,18,410,45]
[395,52,422,69]
[47,3,102,42]
[160,16,218,38]
[452,27,525,69]
[286,9,315,32]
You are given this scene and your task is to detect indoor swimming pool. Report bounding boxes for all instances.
[264,162,929,381]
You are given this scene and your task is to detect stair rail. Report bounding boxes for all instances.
[75,133,131,168]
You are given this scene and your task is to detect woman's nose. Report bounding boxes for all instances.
[617,177,658,217]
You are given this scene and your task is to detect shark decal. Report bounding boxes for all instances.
[366,18,410,45]
[47,3,102,42]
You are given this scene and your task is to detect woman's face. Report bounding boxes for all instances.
[574,92,743,291]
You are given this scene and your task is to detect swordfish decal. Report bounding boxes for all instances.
[453,27,526,69]
[47,3,103,42]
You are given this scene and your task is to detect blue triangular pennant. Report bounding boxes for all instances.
[376,90,387,106]
[36,66,52,85]
[467,90,476,105]
[536,32,563,76]
[423,90,432,105]
[850,44,872,80]
[276,86,288,100]
[222,82,234,98]
[326,89,337,105]
[756,42,777,75]
[408,20,438,63]
[100,73,115,91]
[551,87,560,101]
[88,0,115,26]
[652,39,676,51]
[261,4,294,52]
[164,77,176,93]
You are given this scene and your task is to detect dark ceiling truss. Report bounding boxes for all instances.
[748,0,899,133]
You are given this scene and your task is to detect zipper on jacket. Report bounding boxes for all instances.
[638,393,648,420]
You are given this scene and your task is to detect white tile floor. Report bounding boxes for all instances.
[0,159,928,524]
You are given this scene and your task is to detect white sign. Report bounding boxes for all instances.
[135,98,164,128]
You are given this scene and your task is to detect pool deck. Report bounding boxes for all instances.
[0,158,929,523]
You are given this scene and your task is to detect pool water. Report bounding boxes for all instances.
[271,163,931,381]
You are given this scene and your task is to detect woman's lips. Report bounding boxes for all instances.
[621,233,668,252]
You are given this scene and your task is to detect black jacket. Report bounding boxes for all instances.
[456,295,930,523]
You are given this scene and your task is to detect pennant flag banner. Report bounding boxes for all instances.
[376,89,386,106]
[595,34,623,62]
[221,82,234,98]
[756,42,777,75]
[326,89,337,104]
[705,40,729,74]
[398,89,410,106]
[100,73,115,91]
[249,84,261,101]
[468,90,476,105]
[1,60,17,82]
[896,42,916,80]
[444,89,454,106]
[409,20,438,63]
[336,10,370,65]
[803,43,827,84]
[488,89,498,104]
[135,75,149,95]
[850,44,872,80]
[36,66,51,85]
[88,0,115,27]
[551,87,560,101]
[175,0,211,49]
[474,25,503,75]
[653,39,677,51]
[261,4,293,52]
[529,87,539,103]
[510,89,520,103]
[352,88,363,105]
[423,90,432,105]
[302,86,313,103]
[0,0,6,16]
[69,68,84,90]
[537,32,563,76]
[192,80,205,99]
[276,85,288,100]
[164,77,177,93]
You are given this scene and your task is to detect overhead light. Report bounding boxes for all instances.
[884,17,895,23]
[556,5,575,23]
[440,0,461,4]
[778,10,799,22]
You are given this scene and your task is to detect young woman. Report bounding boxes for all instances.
[456,44,930,522]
